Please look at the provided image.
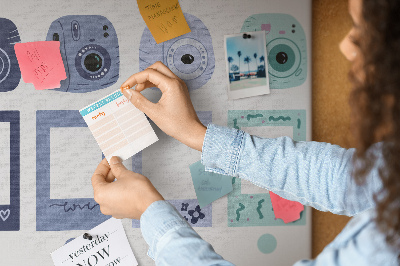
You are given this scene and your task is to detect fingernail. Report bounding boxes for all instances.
[123,89,133,100]
[110,156,122,165]
[120,85,129,92]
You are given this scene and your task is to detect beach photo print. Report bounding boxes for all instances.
[225,31,270,100]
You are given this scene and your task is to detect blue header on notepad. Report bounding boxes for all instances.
[80,91,123,117]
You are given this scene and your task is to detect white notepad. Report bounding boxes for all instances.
[79,90,158,162]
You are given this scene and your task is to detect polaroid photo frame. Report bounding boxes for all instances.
[224,31,270,100]
[132,111,213,228]
[0,111,20,231]
[227,109,306,227]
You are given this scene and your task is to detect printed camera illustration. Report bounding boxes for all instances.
[46,15,119,93]
[139,13,215,91]
[0,18,21,92]
[241,14,307,89]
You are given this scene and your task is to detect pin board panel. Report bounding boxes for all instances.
[0,0,311,264]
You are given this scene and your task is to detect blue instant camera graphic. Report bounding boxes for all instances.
[0,18,21,92]
[46,15,119,93]
[139,13,215,91]
[241,14,307,89]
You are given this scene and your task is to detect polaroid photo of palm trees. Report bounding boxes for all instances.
[225,31,270,100]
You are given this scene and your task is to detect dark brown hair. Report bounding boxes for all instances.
[350,0,400,251]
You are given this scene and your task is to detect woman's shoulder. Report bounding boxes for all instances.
[321,209,399,265]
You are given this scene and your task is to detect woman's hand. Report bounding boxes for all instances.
[120,61,206,152]
[91,157,164,220]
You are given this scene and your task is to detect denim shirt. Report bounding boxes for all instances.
[140,124,399,265]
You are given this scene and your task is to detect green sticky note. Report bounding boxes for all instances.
[189,160,233,208]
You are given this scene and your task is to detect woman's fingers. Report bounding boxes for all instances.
[105,167,116,182]
[91,159,111,193]
[120,68,175,94]
[135,81,157,92]
[147,61,180,80]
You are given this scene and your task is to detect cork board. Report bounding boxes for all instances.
[312,0,353,258]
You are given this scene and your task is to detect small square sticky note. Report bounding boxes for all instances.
[189,160,233,208]
[14,41,66,90]
[137,0,191,43]
[269,191,304,223]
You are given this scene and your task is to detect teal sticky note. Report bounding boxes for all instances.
[189,160,233,208]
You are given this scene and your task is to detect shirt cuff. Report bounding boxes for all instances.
[140,200,191,260]
[201,124,245,176]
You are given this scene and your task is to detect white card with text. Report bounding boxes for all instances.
[51,218,138,266]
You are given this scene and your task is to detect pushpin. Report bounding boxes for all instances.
[83,233,93,240]
[242,33,251,39]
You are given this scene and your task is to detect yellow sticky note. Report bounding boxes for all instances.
[137,0,191,44]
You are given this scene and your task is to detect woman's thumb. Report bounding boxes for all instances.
[109,156,128,178]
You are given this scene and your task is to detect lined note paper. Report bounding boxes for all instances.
[80,90,158,162]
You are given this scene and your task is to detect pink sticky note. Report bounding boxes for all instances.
[269,191,304,223]
[14,41,66,90]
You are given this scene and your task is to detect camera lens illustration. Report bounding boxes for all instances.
[0,48,11,84]
[166,38,208,80]
[267,39,301,78]
[0,18,21,92]
[46,15,119,93]
[139,13,215,91]
[241,14,307,89]
[75,44,111,81]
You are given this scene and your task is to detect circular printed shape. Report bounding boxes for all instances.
[75,44,111,81]
[167,38,208,80]
[267,38,300,78]
[84,53,103,72]
[257,233,277,254]
[173,44,201,73]
[0,48,11,84]
[181,54,195,64]
[269,45,295,71]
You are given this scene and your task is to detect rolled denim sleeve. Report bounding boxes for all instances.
[201,124,383,216]
[140,200,234,265]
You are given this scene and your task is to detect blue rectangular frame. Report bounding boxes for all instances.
[0,111,20,231]
[36,110,110,231]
